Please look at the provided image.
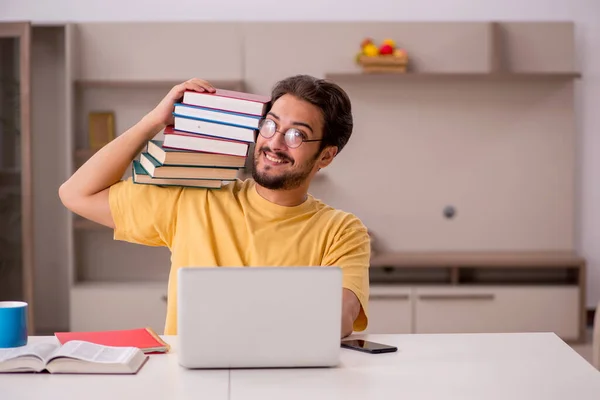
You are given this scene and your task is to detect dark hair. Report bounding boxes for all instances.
[268,75,353,155]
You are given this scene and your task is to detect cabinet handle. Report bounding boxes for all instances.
[370,294,410,300]
[418,293,495,301]
[161,295,168,303]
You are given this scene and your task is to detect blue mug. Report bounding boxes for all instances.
[0,301,28,348]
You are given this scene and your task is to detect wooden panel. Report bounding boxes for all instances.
[307,78,576,252]
[19,23,33,333]
[242,21,498,95]
[70,283,168,333]
[497,22,576,73]
[414,286,580,341]
[0,22,31,37]
[31,25,70,332]
[65,22,76,290]
[74,22,244,81]
[74,230,170,283]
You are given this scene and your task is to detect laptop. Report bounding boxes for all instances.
[176,266,343,369]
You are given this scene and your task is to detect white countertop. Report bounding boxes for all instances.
[0,335,229,400]
[230,332,600,399]
[1,332,599,400]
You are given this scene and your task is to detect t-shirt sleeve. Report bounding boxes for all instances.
[108,178,185,248]
[321,213,371,332]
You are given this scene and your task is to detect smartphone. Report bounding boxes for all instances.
[341,339,398,354]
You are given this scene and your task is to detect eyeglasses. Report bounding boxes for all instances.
[258,118,322,149]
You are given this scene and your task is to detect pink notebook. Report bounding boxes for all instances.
[55,327,170,354]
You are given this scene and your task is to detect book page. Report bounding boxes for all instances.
[0,341,59,364]
[48,340,137,364]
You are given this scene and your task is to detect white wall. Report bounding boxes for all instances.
[2,0,599,308]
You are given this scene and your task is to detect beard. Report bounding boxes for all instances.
[251,146,319,190]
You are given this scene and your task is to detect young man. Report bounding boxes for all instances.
[59,75,370,338]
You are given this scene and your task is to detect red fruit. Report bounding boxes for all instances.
[379,44,394,55]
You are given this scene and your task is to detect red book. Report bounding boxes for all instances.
[183,88,271,116]
[54,327,170,354]
[163,125,251,157]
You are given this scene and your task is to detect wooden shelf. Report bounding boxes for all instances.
[370,251,586,268]
[368,250,587,343]
[74,79,245,91]
[325,72,582,82]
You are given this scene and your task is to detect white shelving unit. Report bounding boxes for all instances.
[364,252,586,342]
[19,20,584,337]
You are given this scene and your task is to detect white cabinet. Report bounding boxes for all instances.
[70,282,168,334]
[365,284,580,341]
[366,286,412,334]
[413,286,580,340]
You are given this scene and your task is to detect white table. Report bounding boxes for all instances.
[0,336,229,400]
[1,333,599,400]
[230,333,600,400]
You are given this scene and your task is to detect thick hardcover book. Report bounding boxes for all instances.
[174,102,261,129]
[147,139,246,168]
[173,115,256,143]
[182,88,270,116]
[140,152,241,180]
[0,340,147,374]
[163,126,251,157]
[131,160,226,189]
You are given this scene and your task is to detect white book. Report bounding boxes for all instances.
[174,103,261,129]
[173,115,256,143]
[0,340,148,374]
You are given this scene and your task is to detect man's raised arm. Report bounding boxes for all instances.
[58,79,215,228]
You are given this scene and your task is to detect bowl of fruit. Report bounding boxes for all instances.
[355,38,408,73]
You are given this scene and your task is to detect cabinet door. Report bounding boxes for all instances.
[414,286,579,340]
[70,283,168,333]
[365,286,413,334]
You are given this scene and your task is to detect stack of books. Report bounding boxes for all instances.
[132,88,271,189]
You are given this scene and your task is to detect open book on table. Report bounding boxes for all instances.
[0,340,148,374]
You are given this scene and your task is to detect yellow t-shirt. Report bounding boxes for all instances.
[108,177,371,335]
